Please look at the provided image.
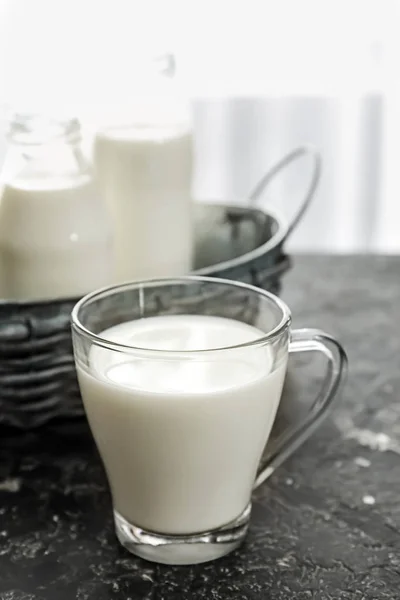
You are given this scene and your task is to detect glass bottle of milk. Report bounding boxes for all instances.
[0,114,113,301]
[93,53,193,281]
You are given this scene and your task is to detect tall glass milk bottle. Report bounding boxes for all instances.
[0,114,113,301]
[93,53,193,282]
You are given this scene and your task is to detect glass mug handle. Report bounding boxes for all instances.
[254,328,347,489]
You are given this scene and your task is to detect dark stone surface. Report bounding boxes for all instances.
[0,255,399,599]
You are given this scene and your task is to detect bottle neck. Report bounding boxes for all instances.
[129,52,176,82]
[2,115,90,185]
[88,52,191,131]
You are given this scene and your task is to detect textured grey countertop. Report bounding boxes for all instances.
[0,255,399,599]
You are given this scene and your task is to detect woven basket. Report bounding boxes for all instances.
[0,147,321,428]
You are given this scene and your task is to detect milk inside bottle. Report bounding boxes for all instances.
[0,114,113,301]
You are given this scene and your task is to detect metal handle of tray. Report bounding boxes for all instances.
[249,146,322,239]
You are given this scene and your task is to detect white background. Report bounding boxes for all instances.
[0,0,399,252]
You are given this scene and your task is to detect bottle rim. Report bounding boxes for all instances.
[7,114,81,145]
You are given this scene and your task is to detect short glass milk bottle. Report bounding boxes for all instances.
[93,53,193,282]
[0,114,113,301]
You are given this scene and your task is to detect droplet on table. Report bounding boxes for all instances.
[362,494,376,505]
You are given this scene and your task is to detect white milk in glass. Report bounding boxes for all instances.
[94,125,192,282]
[77,315,287,535]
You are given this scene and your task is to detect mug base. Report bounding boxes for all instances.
[114,504,251,565]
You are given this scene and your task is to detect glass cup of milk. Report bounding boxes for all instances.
[71,277,346,565]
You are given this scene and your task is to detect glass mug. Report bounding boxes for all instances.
[71,277,346,565]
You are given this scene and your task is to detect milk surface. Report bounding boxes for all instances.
[77,315,287,535]
[94,126,192,282]
[0,176,112,300]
